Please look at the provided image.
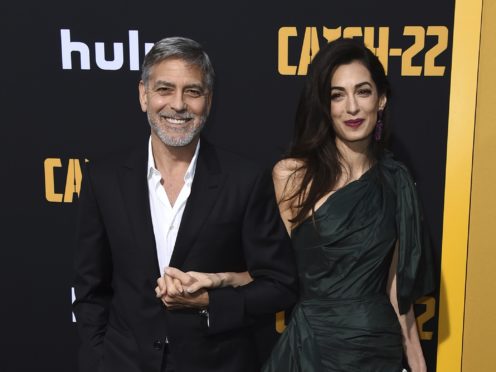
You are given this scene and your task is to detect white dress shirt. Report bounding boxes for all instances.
[147,137,200,275]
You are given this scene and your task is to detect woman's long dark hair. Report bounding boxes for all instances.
[285,38,392,225]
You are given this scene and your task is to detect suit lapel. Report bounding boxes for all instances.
[118,143,161,282]
[170,139,224,268]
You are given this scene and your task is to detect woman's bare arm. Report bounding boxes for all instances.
[387,242,427,372]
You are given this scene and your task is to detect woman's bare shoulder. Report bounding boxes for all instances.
[272,158,306,232]
[273,158,305,180]
[272,158,306,207]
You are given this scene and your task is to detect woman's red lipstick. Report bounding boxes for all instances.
[344,119,364,127]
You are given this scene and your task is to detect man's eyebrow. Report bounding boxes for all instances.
[184,83,205,90]
[153,80,175,88]
[152,81,205,90]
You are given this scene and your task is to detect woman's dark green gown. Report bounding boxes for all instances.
[263,154,434,372]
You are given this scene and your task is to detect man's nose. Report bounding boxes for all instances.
[170,91,187,111]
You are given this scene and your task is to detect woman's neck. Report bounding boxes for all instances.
[335,138,372,181]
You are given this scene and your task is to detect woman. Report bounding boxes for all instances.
[157,38,433,371]
[261,38,434,372]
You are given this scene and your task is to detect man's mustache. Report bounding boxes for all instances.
[159,111,195,120]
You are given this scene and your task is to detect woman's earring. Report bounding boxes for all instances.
[374,110,384,141]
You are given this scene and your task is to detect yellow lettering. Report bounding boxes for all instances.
[278,25,448,78]
[278,27,298,75]
[415,296,435,340]
[44,158,63,202]
[343,26,363,39]
[275,310,287,334]
[402,26,425,76]
[297,27,319,76]
[424,26,448,76]
[64,159,83,203]
[322,26,342,43]
[363,27,390,74]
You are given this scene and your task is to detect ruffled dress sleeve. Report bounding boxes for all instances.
[381,154,435,314]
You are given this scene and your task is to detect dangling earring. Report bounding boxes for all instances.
[374,110,384,141]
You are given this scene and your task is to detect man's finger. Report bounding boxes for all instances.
[173,278,184,294]
[163,296,188,310]
[165,274,179,296]
[165,267,194,285]
[156,277,167,296]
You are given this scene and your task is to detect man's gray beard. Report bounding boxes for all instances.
[147,113,207,147]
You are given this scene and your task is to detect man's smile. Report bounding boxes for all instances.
[160,114,194,125]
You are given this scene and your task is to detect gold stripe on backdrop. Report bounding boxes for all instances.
[436,0,483,371]
[462,0,496,370]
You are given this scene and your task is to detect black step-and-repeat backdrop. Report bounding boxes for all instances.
[1,1,454,370]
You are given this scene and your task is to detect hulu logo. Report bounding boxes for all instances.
[60,29,154,70]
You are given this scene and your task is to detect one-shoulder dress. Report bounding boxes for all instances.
[263,154,434,372]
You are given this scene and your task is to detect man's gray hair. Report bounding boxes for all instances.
[141,36,215,92]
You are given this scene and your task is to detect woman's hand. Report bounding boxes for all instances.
[405,352,427,372]
[185,271,253,293]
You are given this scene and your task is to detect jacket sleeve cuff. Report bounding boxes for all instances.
[206,286,246,335]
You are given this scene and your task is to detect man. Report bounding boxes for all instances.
[73,37,297,372]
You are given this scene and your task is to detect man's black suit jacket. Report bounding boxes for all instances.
[73,138,298,372]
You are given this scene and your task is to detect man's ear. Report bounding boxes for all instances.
[138,81,148,112]
[206,92,213,116]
